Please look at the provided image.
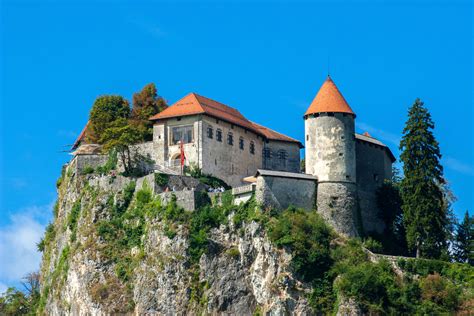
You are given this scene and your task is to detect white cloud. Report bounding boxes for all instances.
[356,121,400,146]
[0,203,52,288]
[444,156,474,177]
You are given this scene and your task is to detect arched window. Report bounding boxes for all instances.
[227,132,233,145]
[239,137,244,150]
[207,125,213,139]
[250,141,255,154]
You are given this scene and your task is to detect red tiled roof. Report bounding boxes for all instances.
[305,76,355,117]
[251,122,303,147]
[72,121,90,150]
[150,93,301,146]
[150,93,259,133]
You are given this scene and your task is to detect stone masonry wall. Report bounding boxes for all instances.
[355,140,393,234]
[316,182,359,237]
[255,175,316,211]
[262,140,301,173]
[200,115,264,187]
[304,113,356,182]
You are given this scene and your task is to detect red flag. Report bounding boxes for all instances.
[180,140,186,167]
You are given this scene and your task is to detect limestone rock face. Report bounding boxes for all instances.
[39,170,313,315]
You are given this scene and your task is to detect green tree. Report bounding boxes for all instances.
[375,167,408,255]
[453,211,473,265]
[131,83,167,141]
[89,95,130,143]
[399,98,447,259]
[0,272,40,315]
[100,119,144,176]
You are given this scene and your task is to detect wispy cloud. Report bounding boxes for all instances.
[127,18,166,39]
[444,156,474,177]
[0,203,53,288]
[356,121,400,147]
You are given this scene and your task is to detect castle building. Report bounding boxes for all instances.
[72,77,395,236]
[304,77,395,235]
[148,93,303,187]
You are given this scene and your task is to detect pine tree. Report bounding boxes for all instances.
[453,211,473,265]
[131,83,167,141]
[399,98,447,259]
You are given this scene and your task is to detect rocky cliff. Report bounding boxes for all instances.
[39,165,316,315]
[38,162,473,315]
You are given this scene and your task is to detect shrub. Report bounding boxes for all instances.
[67,201,81,242]
[268,207,333,282]
[81,166,95,175]
[420,273,460,311]
[363,237,383,253]
[154,173,169,187]
[225,247,240,258]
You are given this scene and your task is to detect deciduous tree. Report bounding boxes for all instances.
[89,95,130,143]
[131,83,167,141]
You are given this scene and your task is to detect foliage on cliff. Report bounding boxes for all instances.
[8,168,472,315]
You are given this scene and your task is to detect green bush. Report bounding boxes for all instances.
[67,201,81,242]
[96,149,118,175]
[81,166,95,175]
[268,207,333,282]
[419,273,460,312]
[363,237,383,253]
[154,173,169,187]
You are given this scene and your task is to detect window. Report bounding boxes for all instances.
[306,135,309,141]
[262,148,271,158]
[373,173,379,182]
[239,137,244,150]
[207,126,213,139]
[171,125,193,145]
[278,150,288,160]
[216,129,222,142]
[278,150,288,167]
[250,141,255,154]
[227,132,234,145]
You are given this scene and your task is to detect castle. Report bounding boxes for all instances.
[72,76,395,237]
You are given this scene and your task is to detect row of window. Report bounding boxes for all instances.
[207,126,255,154]
[263,148,288,160]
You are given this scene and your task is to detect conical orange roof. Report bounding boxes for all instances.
[305,76,355,117]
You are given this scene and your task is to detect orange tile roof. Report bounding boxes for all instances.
[150,93,258,133]
[251,122,303,147]
[150,93,302,146]
[305,76,355,117]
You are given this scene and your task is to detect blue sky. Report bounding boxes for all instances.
[0,0,472,290]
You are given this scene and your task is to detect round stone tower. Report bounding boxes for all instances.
[304,76,359,237]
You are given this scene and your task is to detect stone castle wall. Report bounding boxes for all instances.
[255,171,316,211]
[355,139,393,234]
[304,113,356,182]
[200,115,264,187]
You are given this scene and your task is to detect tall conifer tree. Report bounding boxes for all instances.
[399,98,447,258]
[453,211,473,265]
